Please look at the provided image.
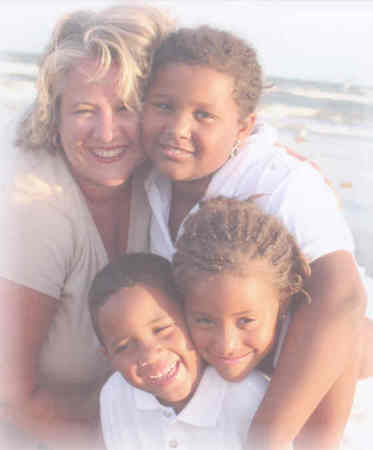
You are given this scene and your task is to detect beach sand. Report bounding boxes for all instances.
[275,128,373,276]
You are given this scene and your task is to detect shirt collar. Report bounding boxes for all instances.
[133,366,226,427]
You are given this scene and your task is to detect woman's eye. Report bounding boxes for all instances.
[74,109,93,115]
[114,342,129,354]
[118,104,128,112]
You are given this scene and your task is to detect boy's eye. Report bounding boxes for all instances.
[153,324,173,335]
[194,110,215,121]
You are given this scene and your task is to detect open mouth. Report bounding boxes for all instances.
[145,360,181,386]
[90,146,127,162]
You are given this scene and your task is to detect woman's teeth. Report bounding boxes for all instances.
[92,147,125,158]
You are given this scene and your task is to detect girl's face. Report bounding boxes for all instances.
[99,283,203,413]
[141,63,254,187]
[59,58,143,193]
[184,270,280,382]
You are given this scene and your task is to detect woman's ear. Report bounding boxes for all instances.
[238,113,256,142]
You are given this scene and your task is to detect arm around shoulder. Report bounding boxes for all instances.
[247,251,366,450]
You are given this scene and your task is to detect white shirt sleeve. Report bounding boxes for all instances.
[264,163,354,262]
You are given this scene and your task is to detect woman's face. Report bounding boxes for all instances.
[59,58,143,192]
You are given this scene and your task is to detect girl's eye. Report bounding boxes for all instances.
[195,110,214,121]
[194,316,214,327]
[153,102,171,112]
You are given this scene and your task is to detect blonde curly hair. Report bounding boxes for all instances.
[16,5,172,153]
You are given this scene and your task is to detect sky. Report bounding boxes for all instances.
[1,0,373,86]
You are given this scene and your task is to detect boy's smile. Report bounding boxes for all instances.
[98,282,203,412]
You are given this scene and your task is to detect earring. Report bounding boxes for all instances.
[138,360,150,368]
[229,139,240,159]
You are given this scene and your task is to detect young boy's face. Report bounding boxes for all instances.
[183,269,280,382]
[141,63,254,185]
[98,282,203,412]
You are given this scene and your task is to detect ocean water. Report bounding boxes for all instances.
[0,50,372,275]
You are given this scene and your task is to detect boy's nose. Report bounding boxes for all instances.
[137,343,161,367]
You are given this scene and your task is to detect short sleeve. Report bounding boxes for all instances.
[265,164,355,262]
[0,177,74,300]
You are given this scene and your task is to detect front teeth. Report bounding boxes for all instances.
[148,361,178,381]
[92,148,125,158]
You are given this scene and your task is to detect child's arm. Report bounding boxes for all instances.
[247,250,366,450]
[293,331,362,450]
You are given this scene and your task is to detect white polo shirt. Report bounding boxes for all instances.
[100,366,268,450]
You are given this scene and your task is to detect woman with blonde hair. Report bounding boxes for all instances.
[0,5,170,449]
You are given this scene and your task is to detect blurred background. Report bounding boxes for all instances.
[1,0,372,274]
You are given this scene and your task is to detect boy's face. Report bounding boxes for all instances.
[183,270,280,382]
[141,63,254,186]
[99,282,203,412]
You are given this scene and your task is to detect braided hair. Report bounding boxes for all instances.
[173,196,311,315]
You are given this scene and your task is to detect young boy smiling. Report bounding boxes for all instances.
[89,253,269,450]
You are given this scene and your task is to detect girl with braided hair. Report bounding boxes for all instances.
[173,196,312,381]
[172,196,373,449]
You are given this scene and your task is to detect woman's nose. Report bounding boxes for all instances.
[93,111,117,143]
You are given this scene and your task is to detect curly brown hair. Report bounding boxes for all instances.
[148,25,262,118]
[89,252,179,346]
[173,196,311,315]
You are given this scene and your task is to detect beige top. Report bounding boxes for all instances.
[0,149,151,391]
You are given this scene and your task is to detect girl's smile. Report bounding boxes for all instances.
[184,269,280,382]
[141,63,254,188]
